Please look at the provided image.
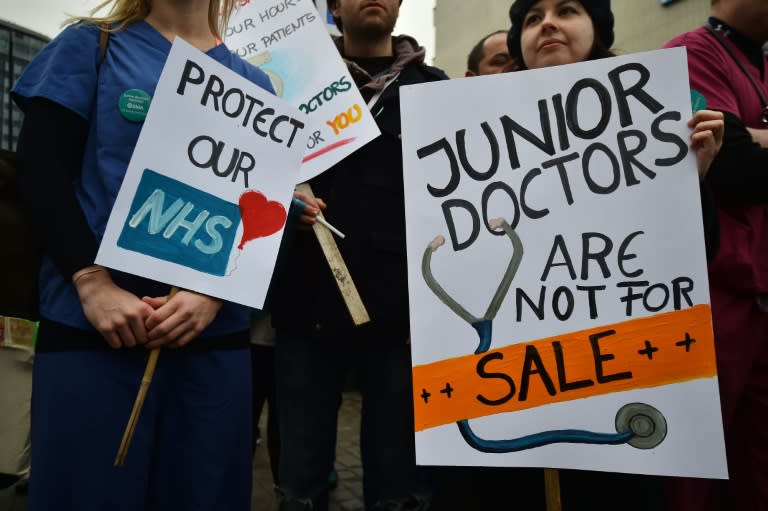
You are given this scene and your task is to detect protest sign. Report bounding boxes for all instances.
[401,48,727,478]
[97,38,306,309]
[226,0,380,180]
[311,0,342,36]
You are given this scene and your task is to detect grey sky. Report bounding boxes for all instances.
[0,0,436,62]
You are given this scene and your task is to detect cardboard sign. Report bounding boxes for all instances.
[97,38,306,309]
[226,0,380,181]
[311,0,342,36]
[401,48,727,478]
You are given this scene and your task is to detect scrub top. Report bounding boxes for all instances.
[12,21,275,335]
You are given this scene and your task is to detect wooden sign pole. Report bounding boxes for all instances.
[114,286,179,466]
[544,468,562,511]
[296,182,370,326]
[114,347,160,466]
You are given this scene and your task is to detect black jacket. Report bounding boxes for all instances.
[271,60,448,338]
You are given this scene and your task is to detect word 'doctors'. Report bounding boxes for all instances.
[177,59,305,148]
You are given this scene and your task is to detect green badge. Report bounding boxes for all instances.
[690,89,707,114]
[118,89,152,122]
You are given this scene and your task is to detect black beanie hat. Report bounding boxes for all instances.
[507,0,614,69]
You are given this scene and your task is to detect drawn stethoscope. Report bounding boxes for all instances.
[248,52,284,98]
[421,218,667,453]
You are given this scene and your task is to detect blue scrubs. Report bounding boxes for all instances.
[12,20,273,334]
[12,21,274,510]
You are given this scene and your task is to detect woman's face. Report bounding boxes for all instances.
[520,0,595,69]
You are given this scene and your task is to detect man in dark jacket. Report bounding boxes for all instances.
[270,1,447,510]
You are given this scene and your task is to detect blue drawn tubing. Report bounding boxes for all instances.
[457,419,634,453]
[421,222,652,452]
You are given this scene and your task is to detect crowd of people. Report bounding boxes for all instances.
[7,0,766,509]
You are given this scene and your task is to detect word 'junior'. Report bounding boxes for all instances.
[416,62,689,251]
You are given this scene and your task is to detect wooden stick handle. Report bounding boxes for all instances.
[114,287,178,466]
[296,183,370,326]
[544,468,562,511]
[114,348,159,466]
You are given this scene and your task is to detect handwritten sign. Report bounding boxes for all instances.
[312,0,342,36]
[97,38,306,309]
[226,0,380,181]
[401,48,727,478]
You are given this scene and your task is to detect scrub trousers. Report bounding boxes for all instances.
[28,347,253,511]
[667,286,768,510]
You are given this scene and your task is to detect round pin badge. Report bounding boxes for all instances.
[118,89,152,122]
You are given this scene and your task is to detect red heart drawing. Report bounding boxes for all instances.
[237,190,287,250]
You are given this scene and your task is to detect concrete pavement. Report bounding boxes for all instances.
[0,392,364,511]
[251,392,364,511]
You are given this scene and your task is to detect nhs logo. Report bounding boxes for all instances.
[117,169,240,276]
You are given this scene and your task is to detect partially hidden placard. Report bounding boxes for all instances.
[226,0,380,181]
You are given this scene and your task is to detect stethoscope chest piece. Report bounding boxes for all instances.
[615,403,667,450]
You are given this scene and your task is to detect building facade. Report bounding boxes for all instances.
[434,0,709,78]
[0,20,49,151]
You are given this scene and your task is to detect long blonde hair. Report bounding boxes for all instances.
[66,0,237,39]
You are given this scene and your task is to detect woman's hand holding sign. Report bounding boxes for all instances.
[689,109,724,182]
[294,189,326,226]
[74,265,223,349]
[142,291,224,349]
[73,264,154,349]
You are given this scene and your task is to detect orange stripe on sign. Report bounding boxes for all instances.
[413,305,716,432]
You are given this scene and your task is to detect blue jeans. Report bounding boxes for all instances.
[275,330,430,511]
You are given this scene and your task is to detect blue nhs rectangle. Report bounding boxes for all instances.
[117,169,240,276]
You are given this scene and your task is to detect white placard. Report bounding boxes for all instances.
[402,48,727,478]
[226,0,380,181]
[97,38,306,309]
[311,0,342,36]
